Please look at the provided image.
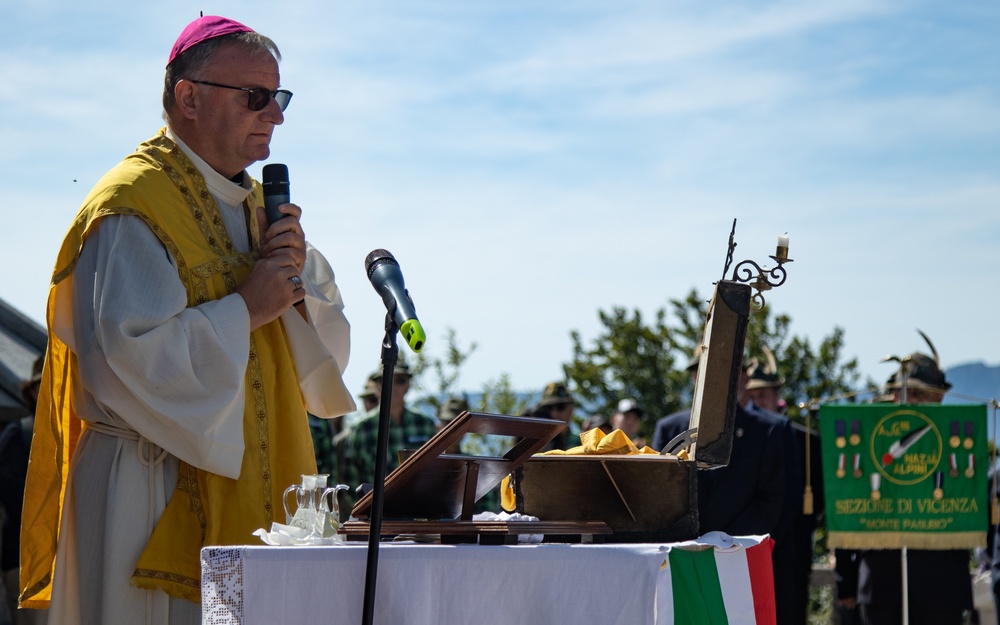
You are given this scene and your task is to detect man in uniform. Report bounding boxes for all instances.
[340,361,437,508]
[835,344,973,625]
[655,359,790,539]
[655,352,795,622]
[527,382,576,451]
[745,350,821,625]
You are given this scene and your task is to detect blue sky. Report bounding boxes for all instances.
[1,0,998,407]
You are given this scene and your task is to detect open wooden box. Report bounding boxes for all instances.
[512,280,751,543]
[348,280,750,544]
[346,411,613,542]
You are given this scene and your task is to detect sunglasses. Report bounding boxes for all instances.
[190,80,293,112]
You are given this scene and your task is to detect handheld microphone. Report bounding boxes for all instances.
[263,163,304,305]
[262,163,289,225]
[365,249,426,352]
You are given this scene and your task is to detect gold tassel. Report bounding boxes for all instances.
[802,485,814,515]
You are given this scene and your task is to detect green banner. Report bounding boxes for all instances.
[820,404,988,550]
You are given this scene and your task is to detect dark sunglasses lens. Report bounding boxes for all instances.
[274,90,292,112]
[247,89,292,112]
[247,89,269,111]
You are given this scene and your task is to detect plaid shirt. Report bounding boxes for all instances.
[341,406,438,491]
[308,414,337,477]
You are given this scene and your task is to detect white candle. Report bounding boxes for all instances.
[776,233,789,260]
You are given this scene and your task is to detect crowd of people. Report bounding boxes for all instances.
[0,11,994,625]
[312,336,991,625]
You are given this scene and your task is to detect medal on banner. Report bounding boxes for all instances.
[949,453,958,478]
[836,453,846,479]
[870,473,881,501]
[835,420,847,448]
[849,420,861,446]
[933,471,944,500]
[963,420,975,450]
[852,453,862,479]
[966,454,975,479]
[949,420,961,448]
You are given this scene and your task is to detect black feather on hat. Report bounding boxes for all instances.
[881,329,951,393]
[745,347,784,390]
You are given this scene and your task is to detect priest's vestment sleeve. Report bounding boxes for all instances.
[57,214,250,478]
[283,241,355,419]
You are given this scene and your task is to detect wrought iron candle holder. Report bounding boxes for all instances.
[720,219,793,309]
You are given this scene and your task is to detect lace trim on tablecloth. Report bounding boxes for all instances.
[201,546,245,624]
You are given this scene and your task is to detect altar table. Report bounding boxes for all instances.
[201,532,775,625]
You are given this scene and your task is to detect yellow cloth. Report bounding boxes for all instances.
[540,428,659,457]
[20,129,319,606]
[500,428,658,511]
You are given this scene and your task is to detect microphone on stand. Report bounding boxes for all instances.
[360,250,424,625]
[365,249,426,352]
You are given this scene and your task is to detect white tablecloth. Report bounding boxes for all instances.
[201,534,773,625]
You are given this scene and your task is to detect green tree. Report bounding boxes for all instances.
[562,287,862,437]
[562,306,688,434]
[478,373,530,416]
[743,308,862,422]
[410,327,478,415]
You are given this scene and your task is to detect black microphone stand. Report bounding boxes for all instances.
[361,311,399,625]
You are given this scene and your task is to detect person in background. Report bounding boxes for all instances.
[526,382,576,451]
[745,347,785,414]
[581,414,613,436]
[437,396,470,454]
[656,355,794,622]
[987,467,1000,625]
[610,398,647,447]
[330,371,382,489]
[745,349,821,625]
[836,343,973,625]
[358,376,380,414]
[651,346,700,453]
[340,361,437,511]
[309,413,338,477]
[344,370,380,429]
[0,357,46,625]
[18,15,355,625]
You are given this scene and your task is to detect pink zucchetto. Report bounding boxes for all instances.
[167,15,253,66]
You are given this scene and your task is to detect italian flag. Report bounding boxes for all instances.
[655,532,776,625]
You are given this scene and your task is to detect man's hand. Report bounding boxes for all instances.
[237,204,308,330]
[257,204,306,274]
[836,597,857,609]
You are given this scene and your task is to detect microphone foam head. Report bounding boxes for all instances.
[262,163,289,195]
[365,248,398,278]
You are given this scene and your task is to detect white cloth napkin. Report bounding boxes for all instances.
[253,522,346,546]
[472,511,544,543]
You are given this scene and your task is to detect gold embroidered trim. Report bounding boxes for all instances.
[189,254,255,303]
[143,135,234,259]
[132,569,201,603]
[19,573,51,608]
[246,335,274,523]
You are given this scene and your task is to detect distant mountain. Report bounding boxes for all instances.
[944,362,1000,404]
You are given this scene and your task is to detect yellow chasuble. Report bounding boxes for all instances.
[20,129,319,606]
